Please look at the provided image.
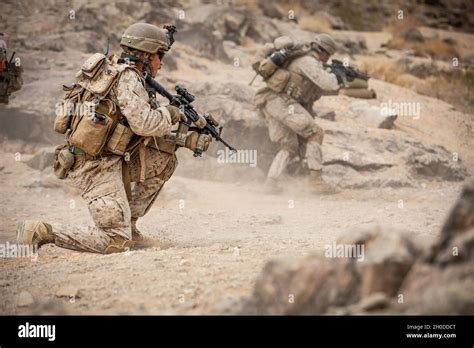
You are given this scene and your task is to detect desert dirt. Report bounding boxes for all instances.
[0,149,466,314]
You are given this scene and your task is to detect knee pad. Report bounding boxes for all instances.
[88,193,129,229]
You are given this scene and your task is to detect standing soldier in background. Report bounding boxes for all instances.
[0,33,23,104]
[253,33,344,193]
[16,23,211,254]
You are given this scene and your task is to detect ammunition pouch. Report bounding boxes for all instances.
[283,71,319,106]
[266,69,291,94]
[257,57,279,80]
[68,106,115,156]
[54,100,75,134]
[105,122,134,155]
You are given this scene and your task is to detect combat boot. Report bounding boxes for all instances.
[16,220,55,248]
[131,218,143,241]
[104,235,134,254]
[309,170,339,194]
[130,218,170,249]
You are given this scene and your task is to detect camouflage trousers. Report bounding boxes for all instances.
[259,91,324,179]
[51,144,177,253]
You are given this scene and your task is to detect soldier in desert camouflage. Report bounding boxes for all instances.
[0,33,23,104]
[16,23,211,254]
[253,33,343,193]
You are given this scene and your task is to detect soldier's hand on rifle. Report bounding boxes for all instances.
[185,131,212,152]
[166,105,186,125]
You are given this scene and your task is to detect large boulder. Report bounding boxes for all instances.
[397,262,474,314]
[337,228,420,298]
[249,255,360,314]
[237,228,419,314]
[427,180,474,265]
[345,100,397,129]
[230,181,474,315]
[319,117,467,188]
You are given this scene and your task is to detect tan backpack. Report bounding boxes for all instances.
[54,53,134,156]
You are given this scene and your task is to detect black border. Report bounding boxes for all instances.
[0,315,472,346]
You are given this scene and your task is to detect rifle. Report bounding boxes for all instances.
[143,72,237,157]
[323,59,369,84]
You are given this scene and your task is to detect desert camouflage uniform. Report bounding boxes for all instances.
[256,53,339,179]
[51,68,177,253]
[0,39,23,104]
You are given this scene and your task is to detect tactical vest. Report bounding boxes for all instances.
[265,54,322,108]
[54,53,137,157]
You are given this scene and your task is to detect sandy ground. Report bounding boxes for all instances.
[0,149,465,314]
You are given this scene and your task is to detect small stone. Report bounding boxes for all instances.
[55,285,81,298]
[17,291,34,307]
[357,292,390,311]
[209,243,223,251]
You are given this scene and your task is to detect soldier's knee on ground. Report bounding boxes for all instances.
[87,193,130,230]
[104,235,133,254]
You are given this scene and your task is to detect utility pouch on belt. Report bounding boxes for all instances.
[53,144,75,179]
[105,122,134,155]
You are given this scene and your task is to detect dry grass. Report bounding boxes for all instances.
[298,14,332,33]
[387,36,460,60]
[384,16,459,60]
[358,57,406,85]
[385,17,423,35]
[233,0,260,11]
[358,56,474,114]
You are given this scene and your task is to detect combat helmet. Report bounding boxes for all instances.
[120,23,169,54]
[312,33,337,55]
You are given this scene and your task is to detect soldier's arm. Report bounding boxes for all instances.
[298,56,340,92]
[115,68,172,137]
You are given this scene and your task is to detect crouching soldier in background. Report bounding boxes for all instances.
[16,23,211,254]
[253,33,345,193]
[0,33,23,104]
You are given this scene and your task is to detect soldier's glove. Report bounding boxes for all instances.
[166,105,187,125]
[185,131,212,152]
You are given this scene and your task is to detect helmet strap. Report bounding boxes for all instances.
[118,52,152,73]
